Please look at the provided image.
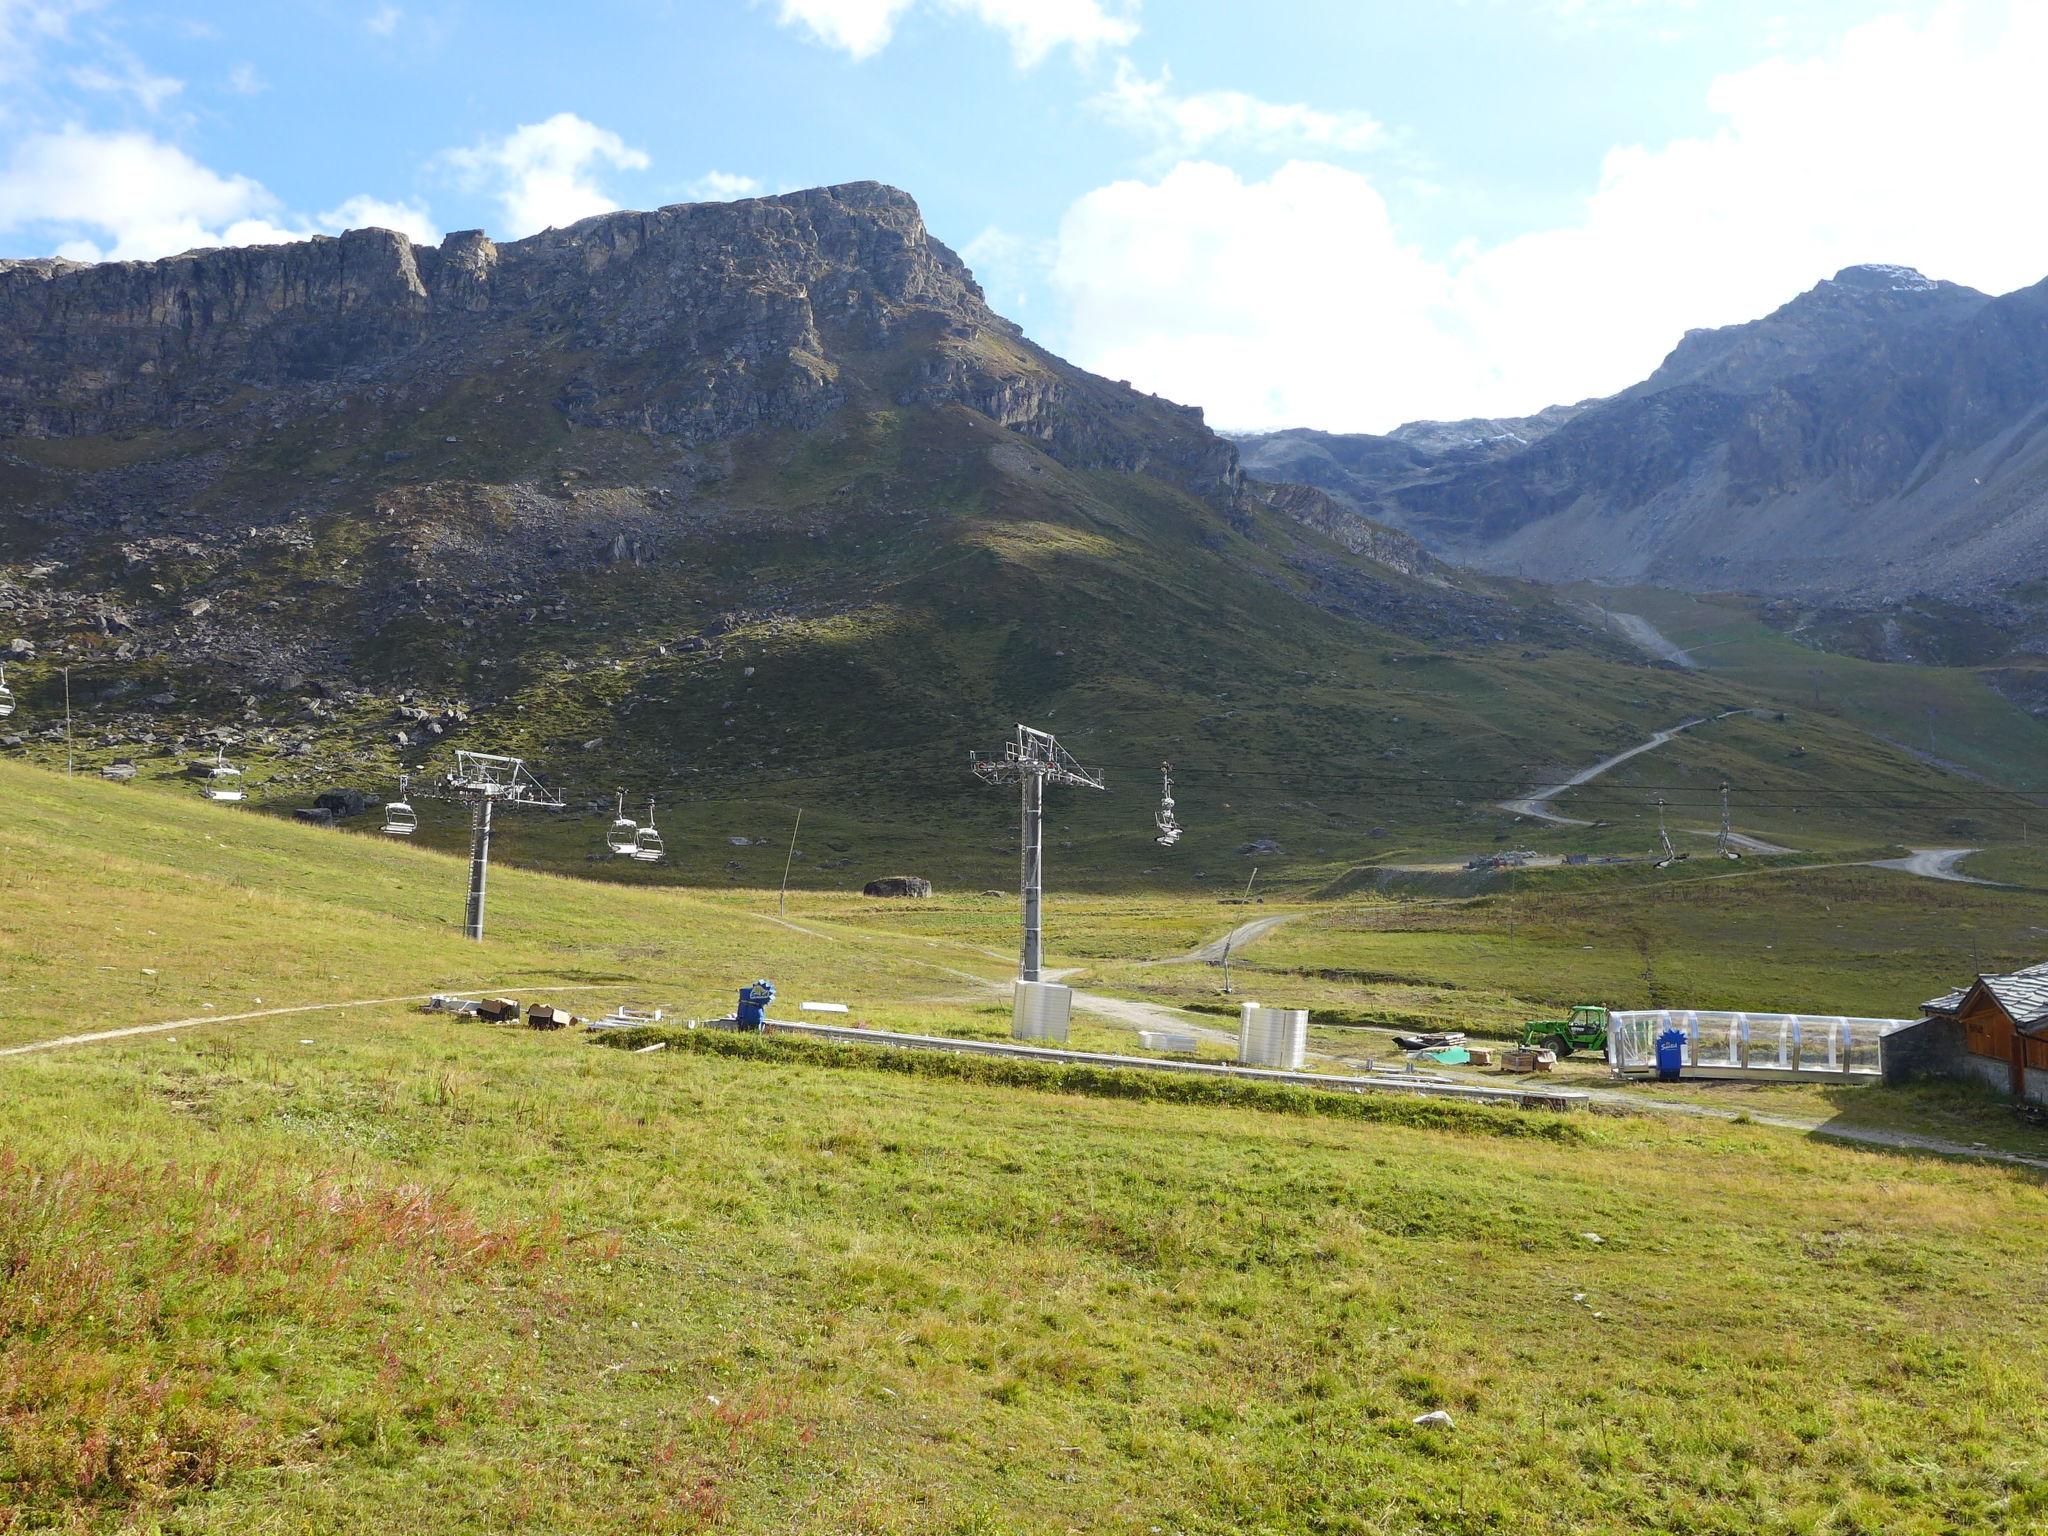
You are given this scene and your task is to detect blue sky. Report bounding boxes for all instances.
[4,1,2044,430]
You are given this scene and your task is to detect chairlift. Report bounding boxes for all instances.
[0,662,13,719]
[1653,796,1688,869]
[1154,762,1182,847]
[201,749,244,803]
[631,798,666,863]
[606,789,640,857]
[382,774,418,836]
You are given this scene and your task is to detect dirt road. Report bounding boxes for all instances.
[1182,912,1299,964]
[1868,848,1993,885]
[0,985,616,1057]
[1497,710,1761,825]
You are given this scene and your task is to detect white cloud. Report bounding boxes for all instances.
[0,127,278,260]
[227,61,266,95]
[365,4,401,37]
[319,193,438,244]
[776,0,909,58]
[962,223,1047,313]
[685,169,764,201]
[1095,61,1385,157]
[442,112,650,237]
[0,126,433,261]
[0,0,99,86]
[1047,4,2048,432]
[69,54,183,112]
[958,0,1135,64]
[775,0,1135,65]
[1050,161,1459,432]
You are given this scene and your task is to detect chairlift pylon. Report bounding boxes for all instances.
[1716,781,1741,860]
[606,789,640,857]
[631,797,666,863]
[201,748,244,803]
[0,662,14,719]
[382,773,418,836]
[1154,761,1182,847]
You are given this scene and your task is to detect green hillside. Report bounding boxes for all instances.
[10,407,2041,896]
[4,756,2048,1532]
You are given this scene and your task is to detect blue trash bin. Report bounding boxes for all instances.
[1655,1027,1687,1081]
[736,979,776,1031]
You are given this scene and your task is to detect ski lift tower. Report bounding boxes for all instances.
[972,724,1106,982]
[441,750,566,940]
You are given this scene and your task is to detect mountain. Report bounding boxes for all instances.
[0,188,1986,873]
[1234,264,2048,606]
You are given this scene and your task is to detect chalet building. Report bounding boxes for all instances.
[1915,964,2048,1104]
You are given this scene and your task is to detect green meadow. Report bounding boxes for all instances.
[3,758,2046,1534]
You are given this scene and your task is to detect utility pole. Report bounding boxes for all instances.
[440,751,566,941]
[971,724,1106,981]
[62,665,72,777]
[779,807,803,917]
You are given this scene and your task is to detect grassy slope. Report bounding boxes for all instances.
[4,758,2048,1533]
[10,408,2039,894]
[1592,586,2048,794]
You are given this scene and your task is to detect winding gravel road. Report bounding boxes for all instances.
[1497,709,1762,825]
[1868,848,1993,885]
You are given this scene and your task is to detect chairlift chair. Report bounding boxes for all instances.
[201,749,244,803]
[0,662,13,719]
[606,789,640,856]
[631,798,666,863]
[1154,762,1182,847]
[382,774,418,836]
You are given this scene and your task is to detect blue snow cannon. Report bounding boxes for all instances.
[736,979,776,1031]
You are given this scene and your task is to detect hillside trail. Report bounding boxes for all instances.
[1868,848,1994,884]
[1492,712,2008,876]
[0,985,617,1057]
[1496,709,1763,825]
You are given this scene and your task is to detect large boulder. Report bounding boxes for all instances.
[862,875,932,899]
[314,787,379,818]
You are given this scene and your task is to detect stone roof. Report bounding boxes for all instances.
[1923,961,2048,1027]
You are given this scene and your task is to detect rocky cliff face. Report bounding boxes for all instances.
[1237,264,2048,603]
[0,182,1252,502]
[2,180,1523,800]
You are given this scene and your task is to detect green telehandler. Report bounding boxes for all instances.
[1517,1004,1610,1058]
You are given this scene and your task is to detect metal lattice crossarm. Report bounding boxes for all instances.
[971,724,1107,982]
[443,750,567,807]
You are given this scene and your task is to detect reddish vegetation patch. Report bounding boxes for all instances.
[0,1149,552,1522]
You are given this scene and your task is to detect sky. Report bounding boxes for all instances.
[3,0,2045,432]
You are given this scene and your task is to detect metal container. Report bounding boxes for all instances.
[1238,1003,1308,1069]
[1013,980,1073,1043]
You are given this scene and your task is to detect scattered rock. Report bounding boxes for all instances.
[292,807,336,826]
[1412,1410,1454,1429]
[862,876,932,898]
